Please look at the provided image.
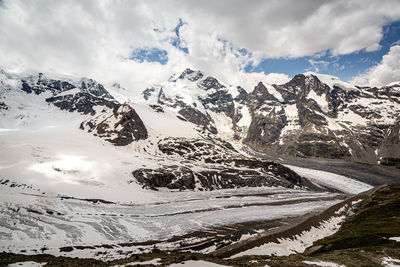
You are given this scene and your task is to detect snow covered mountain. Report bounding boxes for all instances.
[0,69,316,194]
[1,67,398,196]
[142,68,400,166]
[1,67,395,261]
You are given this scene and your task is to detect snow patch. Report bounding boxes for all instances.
[8,262,47,267]
[112,258,162,266]
[280,104,300,136]
[169,260,230,267]
[237,106,251,127]
[285,165,372,194]
[304,72,357,91]
[265,84,284,102]
[307,90,329,113]
[336,109,368,127]
[303,260,345,267]
[231,216,345,257]
[382,257,400,267]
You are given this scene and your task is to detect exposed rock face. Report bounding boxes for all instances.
[149,104,164,113]
[154,85,220,134]
[20,73,114,99]
[158,137,236,162]
[7,71,149,146]
[141,69,400,165]
[177,68,204,82]
[46,92,115,115]
[243,74,400,163]
[21,73,76,95]
[4,67,399,168]
[133,164,303,191]
[132,137,310,191]
[80,78,114,99]
[142,86,156,101]
[177,105,217,134]
[0,102,8,110]
[142,68,249,136]
[132,167,195,190]
[80,104,148,145]
[199,76,224,90]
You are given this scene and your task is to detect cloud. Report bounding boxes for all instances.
[0,0,399,93]
[308,59,330,72]
[351,45,400,87]
[170,0,400,57]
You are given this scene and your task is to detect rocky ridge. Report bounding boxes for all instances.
[0,69,308,191]
[131,137,311,191]
[1,68,399,191]
[0,71,148,144]
[142,69,400,166]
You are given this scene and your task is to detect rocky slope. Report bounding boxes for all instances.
[1,67,398,192]
[80,104,147,146]
[0,67,396,264]
[142,69,400,166]
[7,67,398,167]
[0,69,312,192]
[132,137,310,191]
[0,71,148,146]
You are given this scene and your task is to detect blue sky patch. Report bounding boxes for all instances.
[245,20,400,81]
[171,18,189,54]
[130,48,168,65]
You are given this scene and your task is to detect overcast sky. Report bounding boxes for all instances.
[1,0,400,92]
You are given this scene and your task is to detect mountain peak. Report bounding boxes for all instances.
[177,68,204,82]
[80,78,114,99]
[303,72,357,91]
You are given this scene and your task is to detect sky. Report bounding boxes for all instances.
[0,0,400,93]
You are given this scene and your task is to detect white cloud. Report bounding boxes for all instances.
[308,59,330,72]
[0,0,399,93]
[351,45,400,87]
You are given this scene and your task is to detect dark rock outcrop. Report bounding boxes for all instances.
[80,78,114,99]
[199,76,224,90]
[132,167,195,190]
[133,137,310,191]
[46,92,115,115]
[177,105,217,134]
[243,74,400,163]
[132,160,305,191]
[0,101,8,110]
[21,74,76,95]
[20,73,114,99]
[80,104,148,145]
[177,68,204,82]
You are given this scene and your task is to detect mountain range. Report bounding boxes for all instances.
[2,68,400,182]
[1,67,400,264]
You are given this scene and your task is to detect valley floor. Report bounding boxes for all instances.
[0,182,344,261]
[1,184,400,267]
[0,116,398,266]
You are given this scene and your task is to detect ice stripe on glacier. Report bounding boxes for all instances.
[285,165,372,194]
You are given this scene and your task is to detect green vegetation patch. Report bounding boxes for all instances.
[314,183,400,252]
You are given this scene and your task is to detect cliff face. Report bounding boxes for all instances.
[142,69,400,165]
[243,74,400,164]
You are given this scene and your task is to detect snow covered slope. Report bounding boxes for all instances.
[0,68,327,198]
[243,73,400,164]
[140,68,249,144]
[0,67,384,260]
[140,68,400,165]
